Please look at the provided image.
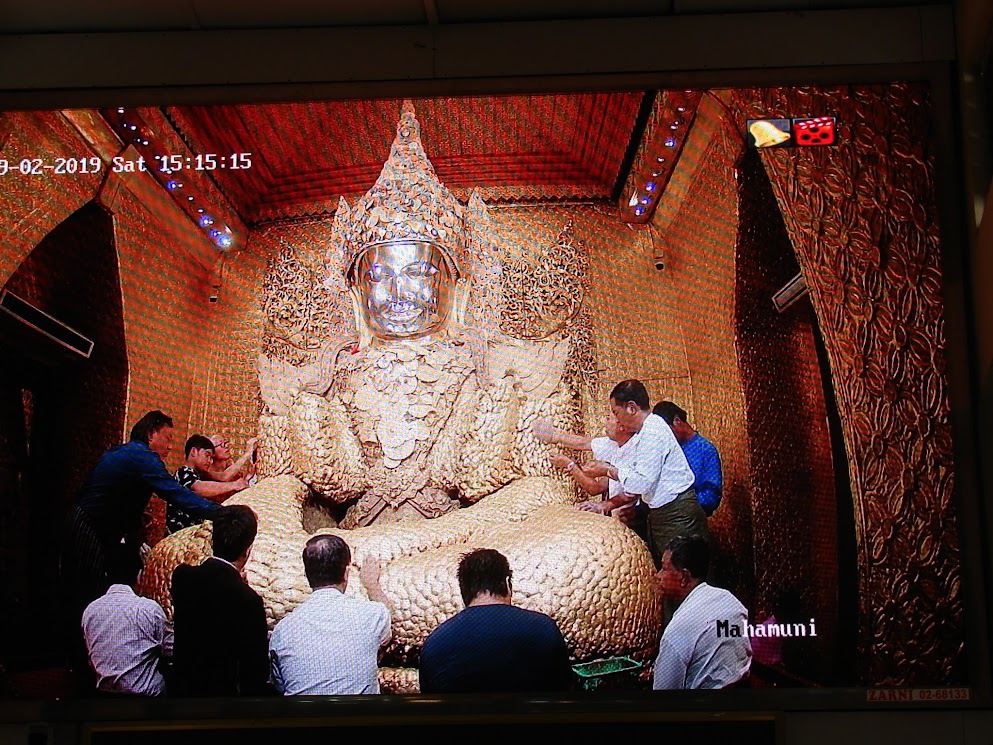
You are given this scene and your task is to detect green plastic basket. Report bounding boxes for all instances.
[571,656,644,691]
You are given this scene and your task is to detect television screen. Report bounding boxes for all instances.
[0,81,974,705]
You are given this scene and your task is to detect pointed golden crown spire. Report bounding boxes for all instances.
[342,101,468,281]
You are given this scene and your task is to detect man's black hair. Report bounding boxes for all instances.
[609,379,650,411]
[302,534,351,589]
[212,505,258,562]
[184,434,215,459]
[106,544,143,586]
[130,410,173,444]
[666,535,710,581]
[457,548,512,606]
[653,401,687,426]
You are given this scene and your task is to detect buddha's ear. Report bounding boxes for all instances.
[462,190,504,386]
[349,285,373,349]
[452,276,470,329]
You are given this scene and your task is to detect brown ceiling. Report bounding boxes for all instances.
[165,93,646,225]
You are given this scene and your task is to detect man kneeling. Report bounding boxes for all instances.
[269,535,391,695]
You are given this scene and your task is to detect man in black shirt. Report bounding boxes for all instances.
[169,434,248,534]
[171,505,271,696]
[418,549,572,693]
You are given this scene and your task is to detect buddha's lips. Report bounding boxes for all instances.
[381,302,422,322]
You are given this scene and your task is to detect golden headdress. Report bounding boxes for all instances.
[341,101,469,282]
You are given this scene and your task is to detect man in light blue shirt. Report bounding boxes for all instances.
[82,547,172,696]
[653,401,723,517]
[269,535,391,695]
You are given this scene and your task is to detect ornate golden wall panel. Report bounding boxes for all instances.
[646,98,757,609]
[729,84,961,684]
[735,145,842,681]
[0,112,101,289]
[184,245,268,469]
[0,110,252,544]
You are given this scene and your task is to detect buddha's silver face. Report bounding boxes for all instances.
[351,241,456,339]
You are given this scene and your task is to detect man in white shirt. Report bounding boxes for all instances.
[654,536,751,689]
[81,547,172,696]
[599,380,708,567]
[537,415,647,539]
[269,534,391,695]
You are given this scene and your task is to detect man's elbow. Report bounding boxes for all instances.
[621,479,651,497]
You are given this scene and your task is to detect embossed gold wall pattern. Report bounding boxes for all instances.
[0,109,260,545]
[646,95,757,616]
[735,145,841,681]
[729,84,961,685]
[184,245,268,483]
[0,112,101,289]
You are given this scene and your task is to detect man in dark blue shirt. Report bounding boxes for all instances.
[653,401,723,516]
[64,411,226,623]
[418,549,572,693]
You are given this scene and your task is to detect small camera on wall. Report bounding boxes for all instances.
[651,237,665,271]
[209,284,220,303]
[646,225,665,271]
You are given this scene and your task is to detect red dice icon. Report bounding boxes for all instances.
[793,116,836,147]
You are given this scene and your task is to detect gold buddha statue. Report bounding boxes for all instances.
[141,102,661,691]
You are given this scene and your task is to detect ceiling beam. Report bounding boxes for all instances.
[0,6,954,104]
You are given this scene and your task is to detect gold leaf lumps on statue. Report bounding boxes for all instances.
[487,507,661,660]
[138,521,212,618]
[379,667,421,694]
[257,413,292,478]
[451,375,521,501]
[384,507,661,662]
[144,101,660,682]
[288,391,367,498]
[462,192,505,382]
[141,473,662,674]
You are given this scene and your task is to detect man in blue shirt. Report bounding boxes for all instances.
[63,411,227,638]
[419,549,572,693]
[653,401,723,516]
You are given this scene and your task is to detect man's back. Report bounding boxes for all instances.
[82,585,170,695]
[269,588,390,695]
[681,433,722,515]
[419,604,571,693]
[77,442,160,543]
[171,558,270,696]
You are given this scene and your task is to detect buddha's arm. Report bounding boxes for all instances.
[286,390,368,500]
[430,374,522,502]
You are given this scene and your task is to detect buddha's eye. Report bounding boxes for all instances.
[365,263,385,282]
[405,261,438,278]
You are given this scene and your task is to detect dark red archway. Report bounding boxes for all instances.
[0,200,128,675]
